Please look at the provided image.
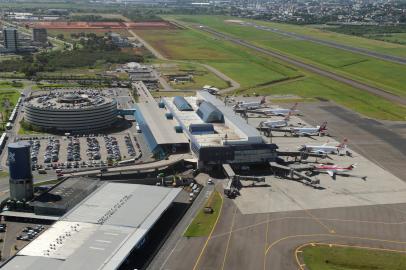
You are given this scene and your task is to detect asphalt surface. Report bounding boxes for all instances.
[297,102,406,181]
[197,26,406,106]
[242,21,406,65]
[159,101,406,270]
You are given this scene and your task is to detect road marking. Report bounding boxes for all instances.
[265,233,406,269]
[211,215,406,239]
[221,206,237,270]
[192,192,224,270]
[294,242,406,270]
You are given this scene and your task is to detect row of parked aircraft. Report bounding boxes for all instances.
[233,97,361,180]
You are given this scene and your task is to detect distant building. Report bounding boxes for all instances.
[3,28,18,52]
[32,28,47,44]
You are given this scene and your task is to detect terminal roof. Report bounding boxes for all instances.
[3,183,181,270]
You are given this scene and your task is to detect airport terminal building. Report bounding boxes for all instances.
[134,90,277,168]
[2,182,182,270]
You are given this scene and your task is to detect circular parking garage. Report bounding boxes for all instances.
[24,90,118,133]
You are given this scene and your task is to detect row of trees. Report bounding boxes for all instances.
[0,34,143,77]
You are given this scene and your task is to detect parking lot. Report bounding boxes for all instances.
[0,221,50,261]
[18,132,142,173]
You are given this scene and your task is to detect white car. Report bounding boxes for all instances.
[207,178,214,185]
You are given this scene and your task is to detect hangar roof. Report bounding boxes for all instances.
[2,183,181,270]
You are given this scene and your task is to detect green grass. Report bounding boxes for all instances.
[151,91,195,97]
[34,179,61,187]
[137,21,406,120]
[367,33,406,45]
[241,74,406,121]
[184,191,222,237]
[168,15,406,97]
[303,245,406,270]
[136,29,299,88]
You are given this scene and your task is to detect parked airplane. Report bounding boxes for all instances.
[259,103,299,116]
[299,138,348,155]
[290,122,328,136]
[233,96,266,110]
[312,163,356,179]
[260,113,291,128]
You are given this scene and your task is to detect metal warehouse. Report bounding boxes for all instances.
[2,183,182,270]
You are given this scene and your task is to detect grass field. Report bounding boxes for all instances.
[367,33,406,45]
[168,15,406,97]
[303,245,406,270]
[136,24,406,120]
[184,191,222,237]
[136,29,299,88]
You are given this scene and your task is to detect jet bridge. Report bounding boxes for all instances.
[223,164,267,198]
[269,162,321,188]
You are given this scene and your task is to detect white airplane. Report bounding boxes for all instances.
[299,138,348,155]
[312,163,357,179]
[260,113,291,128]
[260,103,299,116]
[290,122,327,136]
[233,96,266,110]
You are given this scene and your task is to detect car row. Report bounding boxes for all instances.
[29,140,40,169]
[43,139,60,164]
[86,137,101,160]
[17,225,44,241]
[124,135,136,157]
[67,137,81,162]
[104,136,121,161]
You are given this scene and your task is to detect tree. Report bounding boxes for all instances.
[57,34,64,40]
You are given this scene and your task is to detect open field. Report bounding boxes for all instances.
[243,75,406,120]
[368,32,406,45]
[137,26,406,120]
[136,29,299,89]
[302,245,406,270]
[184,191,222,237]
[168,15,406,97]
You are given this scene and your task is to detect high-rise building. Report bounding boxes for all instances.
[3,27,18,52]
[8,141,33,201]
[32,28,47,44]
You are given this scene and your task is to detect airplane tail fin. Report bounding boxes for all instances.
[347,164,357,170]
[337,138,348,149]
[260,96,266,104]
[284,111,292,121]
[319,121,328,132]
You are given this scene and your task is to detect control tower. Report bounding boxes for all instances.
[8,142,33,201]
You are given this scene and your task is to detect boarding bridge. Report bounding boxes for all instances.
[269,162,320,188]
[222,164,267,198]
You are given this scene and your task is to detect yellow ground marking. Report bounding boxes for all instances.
[221,206,237,270]
[192,192,224,270]
[295,241,406,270]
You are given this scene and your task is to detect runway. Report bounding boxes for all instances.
[239,21,406,65]
[196,25,406,106]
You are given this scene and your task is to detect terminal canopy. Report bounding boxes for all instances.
[197,101,224,123]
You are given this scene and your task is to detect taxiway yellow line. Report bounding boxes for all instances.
[192,192,224,270]
[221,206,237,270]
